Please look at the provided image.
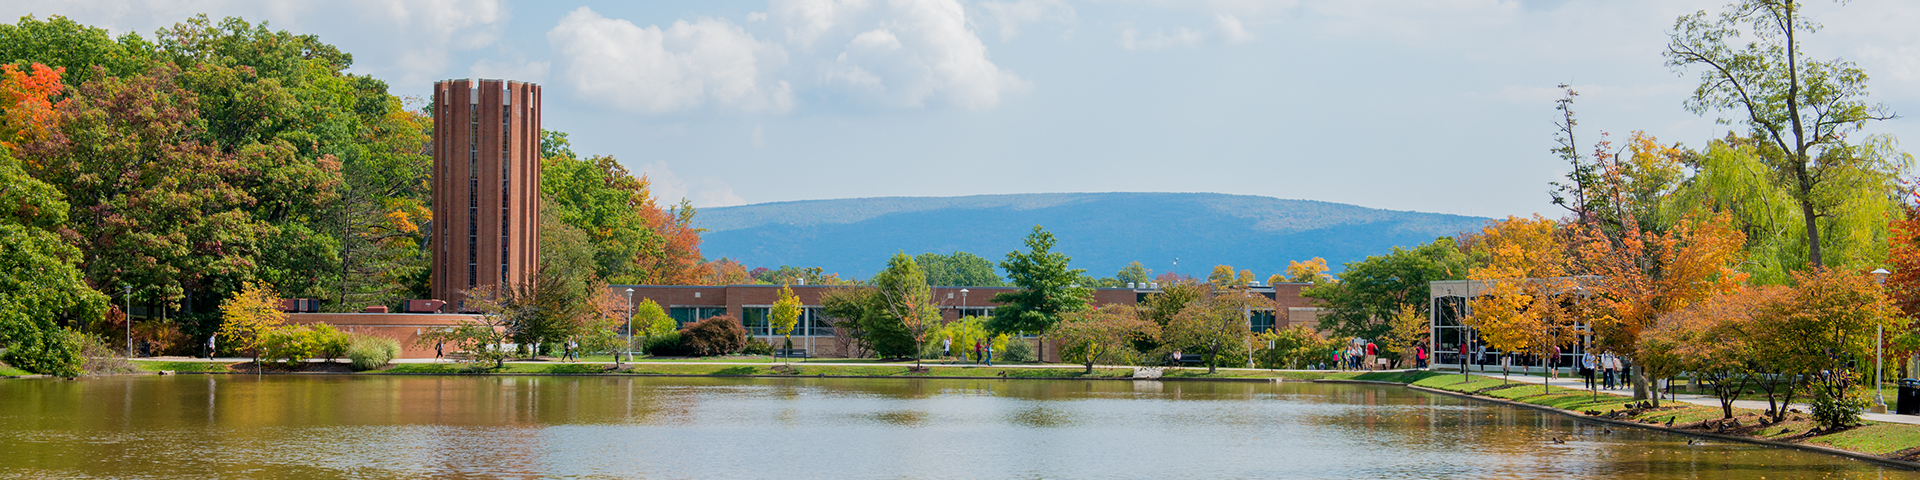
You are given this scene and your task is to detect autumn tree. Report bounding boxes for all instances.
[1284,258,1330,283]
[1642,287,1784,418]
[1378,304,1429,368]
[218,281,286,367]
[874,253,938,365]
[1468,215,1581,387]
[1258,325,1335,369]
[1768,268,1901,429]
[1307,237,1473,341]
[1666,0,1898,269]
[1577,212,1746,401]
[771,283,802,364]
[1051,305,1157,373]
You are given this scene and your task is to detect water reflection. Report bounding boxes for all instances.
[0,375,1912,479]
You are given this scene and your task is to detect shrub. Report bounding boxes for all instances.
[643,331,688,357]
[742,338,774,356]
[77,332,135,375]
[681,315,748,357]
[1002,338,1036,363]
[346,334,400,371]
[1811,388,1867,430]
[2,327,85,377]
[260,326,319,365]
[312,324,351,362]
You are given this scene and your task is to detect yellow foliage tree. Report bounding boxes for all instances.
[1286,258,1330,283]
[1467,215,1581,388]
[1577,213,1746,400]
[771,283,803,365]
[219,281,286,367]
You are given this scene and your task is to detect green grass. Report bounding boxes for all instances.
[132,360,236,373]
[0,364,30,376]
[1806,423,1920,456]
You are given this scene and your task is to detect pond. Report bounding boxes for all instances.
[0,375,1912,479]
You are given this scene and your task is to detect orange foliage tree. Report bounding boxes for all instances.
[1576,212,1746,401]
[0,63,66,151]
[1467,215,1581,389]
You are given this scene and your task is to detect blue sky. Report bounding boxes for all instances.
[8,0,1920,219]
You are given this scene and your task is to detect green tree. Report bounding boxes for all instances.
[873,253,938,366]
[820,286,914,358]
[0,15,156,84]
[914,251,1007,286]
[631,298,674,357]
[1306,237,1473,341]
[1666,0,1898,268]
[990,226,1091,343]
[1115,262,1153,285]
[1162,288,1259,374]
[771,283,802,363]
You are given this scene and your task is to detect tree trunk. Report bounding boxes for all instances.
[1632,360,1655,407]
[1208,343,1219,374]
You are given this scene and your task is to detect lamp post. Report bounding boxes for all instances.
[1873,268,1891,414]
[960,289,969,316]
[122,285,132,358]
[625,288,635,363]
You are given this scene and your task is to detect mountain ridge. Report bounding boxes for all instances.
[695,192,1488,280]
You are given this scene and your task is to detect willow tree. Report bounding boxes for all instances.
[1666,0,1901,269]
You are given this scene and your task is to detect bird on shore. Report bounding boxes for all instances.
[1665,417,1675,428]
[1601,428,1612,434]
[1550,437,1565,444]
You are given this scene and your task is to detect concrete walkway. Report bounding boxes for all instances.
[1441,369,1920,426]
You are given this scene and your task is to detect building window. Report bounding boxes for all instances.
[741,307,770,336]
[1250,310,1276,333]
[955,307,992,319]
[803,308,834,336]
[668,307,727,327]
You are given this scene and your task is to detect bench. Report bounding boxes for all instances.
[1174,354,1204,366]
[773,348,808,358]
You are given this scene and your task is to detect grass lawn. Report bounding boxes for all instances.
[0,363,30,376]
[132,360,238,373]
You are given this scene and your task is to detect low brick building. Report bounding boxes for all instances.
[609,283,1319,360]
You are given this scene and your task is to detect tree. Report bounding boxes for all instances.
[631,298,675,356]
[771,283,802,364]
[873,253,938,366]
[1666,0,1897,268]
[1307,237,1473,340]
[915,251,1007,286]
[1258,325,1335,369]
[1051,305,1156,373]
[1378,304,1429,368]
[1768,268,1900,429]
[1468,215,1581,389]
[218,281,285,368]
[1284,258,1329,283]
[680,315,748,357]
[0,115,105,377]
[1115,262,1153,286]
[820,286,913,358]
[990,226,1091,342]
[1208,265,1236,286]
[1643,287,1783,419]
[1162,287,1259,374]
[1577,213,1746,401]
[423,287,516,369]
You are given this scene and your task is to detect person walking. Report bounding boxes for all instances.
[985,341,994,366]
[974,340,983,364]
[1364,341,1378,371]
[1581,351,1597,390]
[206,334,217,360]
[942,337,952,363]
[1602,352,1618,390]
[566,340,578,362]
[435,341,445,362]
[1415,344,1428,369]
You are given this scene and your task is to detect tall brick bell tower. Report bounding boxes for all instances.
[431,79,541,310]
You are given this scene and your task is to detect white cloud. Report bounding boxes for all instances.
[1118,24,1204,51]
[787,0,1027,110]
[1215,14,1252,43]
[978,0,1075,42]
[548,7,793,114]
[637,161,748,208]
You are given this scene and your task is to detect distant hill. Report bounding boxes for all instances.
[695,192,1489,281]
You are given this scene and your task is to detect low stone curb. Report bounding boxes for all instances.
[1405,384,1920,471]
[169,370,1287,383]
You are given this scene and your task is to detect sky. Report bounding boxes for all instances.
[7,0,1920,220]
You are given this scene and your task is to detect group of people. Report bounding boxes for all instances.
[1329,340,1380,371]
[1580,351,1626,390]
[939,337,994,365]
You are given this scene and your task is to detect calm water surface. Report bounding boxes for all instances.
[0,375,1913,479]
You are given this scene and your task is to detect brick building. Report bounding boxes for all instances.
[430,78,543,310]
[609,283,1322,360]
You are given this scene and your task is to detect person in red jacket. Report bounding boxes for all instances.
[1364,341,1378,370]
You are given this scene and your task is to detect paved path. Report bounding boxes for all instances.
[1441,369,1920,426]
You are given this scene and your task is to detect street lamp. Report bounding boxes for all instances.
[1873,268,1891,414]
[625,288,635,363]
[122,285,131,358]
[960,289,969,316]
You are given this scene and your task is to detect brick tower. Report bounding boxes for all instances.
[431,79,541,310]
